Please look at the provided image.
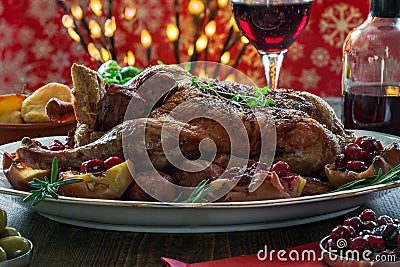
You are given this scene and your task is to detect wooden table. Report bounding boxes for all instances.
[0,189,399,266]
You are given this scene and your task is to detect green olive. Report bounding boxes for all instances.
[0,246,6,262]
[0,209,6,234]
[0,227,21,238]
[0,236,31,260]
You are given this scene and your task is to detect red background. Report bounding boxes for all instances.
[0,0,369,97]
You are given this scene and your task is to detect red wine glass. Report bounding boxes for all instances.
[232,0,314,90]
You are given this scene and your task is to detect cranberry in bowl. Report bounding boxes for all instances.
[320,209,400,266]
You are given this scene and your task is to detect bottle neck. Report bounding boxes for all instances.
[370,0,400,18]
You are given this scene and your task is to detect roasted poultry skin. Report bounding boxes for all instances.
[12,64,352,200]
[17,64,348,177]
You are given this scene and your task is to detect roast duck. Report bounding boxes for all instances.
[3,63,361,202]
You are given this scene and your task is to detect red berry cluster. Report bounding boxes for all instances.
[80,157,124,175]
[33,139,73,151]
[325,209,400,261]
[237,161,292,186]
[335,136,384,173]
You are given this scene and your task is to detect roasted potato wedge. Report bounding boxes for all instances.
[3,155,50,191]
[58,161,134,199]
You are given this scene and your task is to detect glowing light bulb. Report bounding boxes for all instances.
[124,6,136,21]
[205,21,216,37]
[233,22,240,32]
[124,50,136,66]
[188,44,194,56]
[68,28,80,42]
[104,16,116,37]
[89,20,102,38]
[71,4,83,20]
[188,0,204,15]
[141,30,152,48]
[88,43,101,60]
[230,15,235,26]
[90,0,103,17]
[217,0,229,8]
[62,15,74,28]
[241,36,249,44]
[101,48,111,62]
[166,24,179,42]
[220,51,230,64]
[195,34,208,52]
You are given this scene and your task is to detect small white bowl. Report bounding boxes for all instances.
[0,238,33,267]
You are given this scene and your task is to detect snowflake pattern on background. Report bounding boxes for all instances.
[300,68,321,89]
[311,47,330,68]
[287,42,305,62]
[319,3,364,49]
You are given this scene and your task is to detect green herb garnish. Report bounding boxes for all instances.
[190,76,275,108]
[334,164,400,192]
[23,158,83,206]
[98,60,142,85]
[21,84,26,95]
[174,179,214,203]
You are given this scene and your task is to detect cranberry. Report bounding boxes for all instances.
[346,161,367,173]
[381,224,398,241]
[378,215,394,225]
[373,225,386,236]
[330,225,351,241]
[354,136,368,146]
[270,161,291,177]
[344,143,363,160]
[346,226,357,238]
[80,159,106,174]
[396,233,400,245]
[359,209,377,222]
[344,217,364,232]
[104,156,124,170]
[367,235,386,251]
[376,141,384,151]
[359,150,373,161]
[49,140,65,151]
[335,154,347,170]
[364,220,378,231]
[349,236,369,251]
[65,145,73,149]
[355,136,383,153]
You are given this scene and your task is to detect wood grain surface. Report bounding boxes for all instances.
[1,188,399,267]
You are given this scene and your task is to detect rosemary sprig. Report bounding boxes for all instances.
[190,76,275,108]
[174,179,214,203]
[333,164,400,192]
[23,158,83,206]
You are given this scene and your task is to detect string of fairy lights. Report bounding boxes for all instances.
[56,0,250,76]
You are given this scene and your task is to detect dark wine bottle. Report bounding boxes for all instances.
[342,0,400,136]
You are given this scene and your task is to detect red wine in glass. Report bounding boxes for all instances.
[233,2,313,53]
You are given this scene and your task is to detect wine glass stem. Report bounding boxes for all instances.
[260,51,287,90]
